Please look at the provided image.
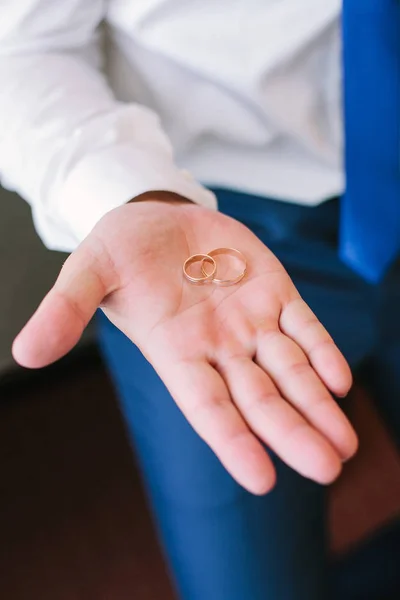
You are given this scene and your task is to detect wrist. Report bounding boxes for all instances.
[128,190,194,206]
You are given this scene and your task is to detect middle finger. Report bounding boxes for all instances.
[216,356,342,484]
[255,329,358,461]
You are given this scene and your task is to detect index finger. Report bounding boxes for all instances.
[153,358,276,495]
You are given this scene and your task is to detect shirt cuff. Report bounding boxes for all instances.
[55,143,218,244]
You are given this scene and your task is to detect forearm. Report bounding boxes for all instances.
[0,0,215,253]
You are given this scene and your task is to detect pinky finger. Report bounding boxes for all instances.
[279,298,352,397]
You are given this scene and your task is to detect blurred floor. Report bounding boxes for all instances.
[0,350,175,600]
[0,346,399,600]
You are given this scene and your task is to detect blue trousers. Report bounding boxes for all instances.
[97,190,400,600]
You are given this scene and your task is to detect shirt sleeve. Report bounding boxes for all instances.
[0,0,217,252]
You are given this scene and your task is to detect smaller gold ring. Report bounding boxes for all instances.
[183,253,217,285]
[201,248,247,286]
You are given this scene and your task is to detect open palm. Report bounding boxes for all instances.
[13,199,357,493]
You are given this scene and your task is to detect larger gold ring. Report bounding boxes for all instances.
[201,248,247,286]
[183,253,217,285]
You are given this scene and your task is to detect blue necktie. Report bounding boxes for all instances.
[340,0,400,283]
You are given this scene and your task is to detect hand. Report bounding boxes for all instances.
[13,197,357,494]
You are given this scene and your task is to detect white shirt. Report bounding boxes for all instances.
[0,0,342,252]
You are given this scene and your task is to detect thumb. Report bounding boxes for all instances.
[12,239,118,369]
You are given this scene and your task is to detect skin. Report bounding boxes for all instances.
[12,194,358,495]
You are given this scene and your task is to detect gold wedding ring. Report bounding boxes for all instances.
[183,248,247,287]
[183,253,217,285]
[201,248,247,286]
